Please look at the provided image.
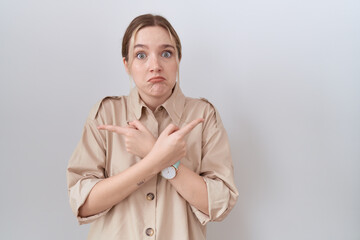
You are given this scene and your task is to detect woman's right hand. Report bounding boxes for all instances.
[148,118,204,171]
[97,120,156,158]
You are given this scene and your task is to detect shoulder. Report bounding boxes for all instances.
[185,96,215,109]
[185,97,223,127]
[88,96,126,120]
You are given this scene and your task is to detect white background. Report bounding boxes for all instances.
[0,0,359,239]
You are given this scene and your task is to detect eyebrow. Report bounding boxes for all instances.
[161,44,175,50]
[134,44,175,50]
[134,44,148,49]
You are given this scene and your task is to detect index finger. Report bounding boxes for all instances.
[97,125,128,135]
[176,118,204,137]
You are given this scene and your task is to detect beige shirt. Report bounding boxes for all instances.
[67,84,238,240]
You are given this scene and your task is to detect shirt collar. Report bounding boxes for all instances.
[127,83,186,126]
[161,83,185,126]
[127,87,145,122]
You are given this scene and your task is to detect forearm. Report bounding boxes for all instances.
[79,156,159,218]
[83,119,205,217]
[169,164,209,215]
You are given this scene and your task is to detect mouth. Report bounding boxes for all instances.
[148,76,166,83]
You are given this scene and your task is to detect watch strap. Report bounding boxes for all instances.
[173,160,180,170]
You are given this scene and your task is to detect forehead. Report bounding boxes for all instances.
[134,26,174,46]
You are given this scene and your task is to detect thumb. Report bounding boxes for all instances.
[160,123,179,137]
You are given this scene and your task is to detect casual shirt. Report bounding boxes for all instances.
[67,84,238,240]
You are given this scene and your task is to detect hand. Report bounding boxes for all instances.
[97,120,156,158]
[149,118,204,171]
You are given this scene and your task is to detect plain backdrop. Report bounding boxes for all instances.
[0,0,359,239]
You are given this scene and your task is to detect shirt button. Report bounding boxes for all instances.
[145,228,154,236]
[146,192,155,201]
[159,106,164,110]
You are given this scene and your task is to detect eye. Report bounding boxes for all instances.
[161,50,172,58]
[136,52,146,59]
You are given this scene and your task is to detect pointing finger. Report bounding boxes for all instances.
[161,123,180,136]
[177,118,204,137]
[97,125,128,135]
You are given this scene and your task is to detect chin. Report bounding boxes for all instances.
[150,91,171,98]
[149,85,172,97]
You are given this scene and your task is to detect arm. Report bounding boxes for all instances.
[78,120,158,217]
[80,119,204,217]
[190,102,239,224]
[98,119,210,215]
[78,154,157,217]
[168,164,209,215]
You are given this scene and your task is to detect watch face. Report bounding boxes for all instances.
[161,166,176,179]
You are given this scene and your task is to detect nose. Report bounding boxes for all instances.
[148,54,162,72]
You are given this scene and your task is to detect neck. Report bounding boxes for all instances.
[138,91,172,112]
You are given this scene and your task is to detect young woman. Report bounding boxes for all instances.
[67,14,238,240]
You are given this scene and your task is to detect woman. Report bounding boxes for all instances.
[67,14,238,240]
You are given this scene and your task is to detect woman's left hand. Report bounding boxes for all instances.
[98,120,156,158]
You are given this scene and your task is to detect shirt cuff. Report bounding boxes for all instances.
[76,208,110,225]
[191,177,230,225]
[69,177,109,225]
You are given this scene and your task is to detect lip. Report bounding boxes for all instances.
[148,76,166,83]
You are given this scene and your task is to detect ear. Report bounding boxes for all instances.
[123,57,130,75]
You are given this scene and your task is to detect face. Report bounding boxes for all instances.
[124,26,178,105]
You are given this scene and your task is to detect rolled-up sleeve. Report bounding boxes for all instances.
[191,103,239,225]
[67,117,109,225]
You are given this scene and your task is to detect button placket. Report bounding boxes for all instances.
[142,175,157,238]
[141,108,158,239]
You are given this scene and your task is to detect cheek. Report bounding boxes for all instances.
[168,62,178,75]
[130,64,145,78]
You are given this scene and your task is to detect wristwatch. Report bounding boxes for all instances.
[161,161,180,179]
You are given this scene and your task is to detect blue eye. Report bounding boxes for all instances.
[162,51,172,58]
[136,52,146,59]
